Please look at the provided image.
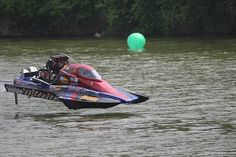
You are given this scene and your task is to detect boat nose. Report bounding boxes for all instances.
[95,81,129,101]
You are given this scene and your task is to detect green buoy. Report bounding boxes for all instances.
[127,33,146,52]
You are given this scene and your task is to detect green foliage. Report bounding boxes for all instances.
[157,0,236,35]
[0,0,235,36]
[131,0,160,35]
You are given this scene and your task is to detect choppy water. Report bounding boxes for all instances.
[0,37,236,156]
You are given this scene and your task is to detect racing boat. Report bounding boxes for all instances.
[4,54,148,110]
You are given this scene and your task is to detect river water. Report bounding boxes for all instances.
[0,37,235,156]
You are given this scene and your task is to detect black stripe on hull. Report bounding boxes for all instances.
[60,99,120,110]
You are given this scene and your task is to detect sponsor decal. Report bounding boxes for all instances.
[14,80,20,85]
[80,95,97,102]
[53,86,62,91]
[70,77,78,83]
[60,77,69,84]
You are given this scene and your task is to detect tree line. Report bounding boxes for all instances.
[0,0,235,37]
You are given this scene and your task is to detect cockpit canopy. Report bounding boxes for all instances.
[62,64,102,81]
[78,68,102,80]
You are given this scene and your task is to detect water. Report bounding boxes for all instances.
[0,37,236,156]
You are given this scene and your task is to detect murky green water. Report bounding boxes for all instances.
[0,37,236,156]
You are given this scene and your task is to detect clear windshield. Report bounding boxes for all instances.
[78,68,102,80]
